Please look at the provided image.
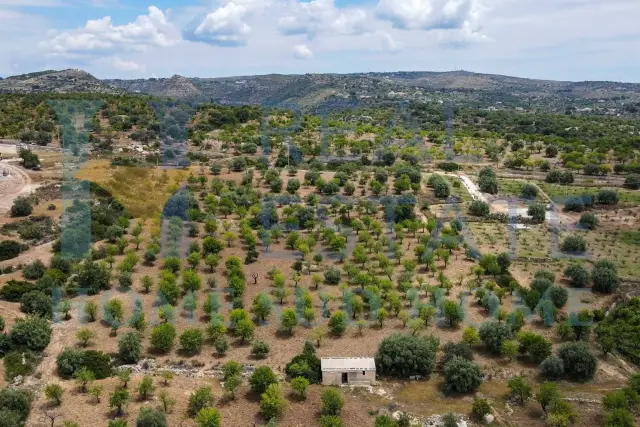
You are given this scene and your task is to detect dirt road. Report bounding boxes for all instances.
[0,160,38,216]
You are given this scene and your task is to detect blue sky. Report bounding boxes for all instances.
[0,0,639,82]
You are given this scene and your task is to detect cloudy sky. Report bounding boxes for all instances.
[0,0,638,82]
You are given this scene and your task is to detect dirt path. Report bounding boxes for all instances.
[0,160,38,216]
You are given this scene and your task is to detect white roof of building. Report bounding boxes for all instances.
[321,357,376,372]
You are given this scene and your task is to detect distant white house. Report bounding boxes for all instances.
[321,357,376,386]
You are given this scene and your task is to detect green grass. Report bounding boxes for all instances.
[497,179,543,201]
[537,183,640,206]
[516,227,551,258]
[619,231,640,246]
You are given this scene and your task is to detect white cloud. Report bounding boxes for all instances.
[186,2,251,46]
[278,0,370,39]
[376,0,483,31]
[293,43,313,59]
[41,6,178,56]
[107,56,142,71]
[377,31,401,52]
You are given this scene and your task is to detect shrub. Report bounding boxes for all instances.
[251,341,270,359]
[578,213,598,230]
[10,315,51,351]
[471,397,491,421]
[564,264,590,287]
[10,197,32,217]
[180,329,204,356]
[468,201,490,217]
[0,240,22,261]
[195,408,221,427]
[136,407,167,427]
[0,280,34,302]
[596,189,619,205]
[561,235,587,253]
[508,375,532,405]
[0,388,32,422]
[81,350,112,379]
[20,291,53,318]
[260,383,286,420]
[285,342,321,384]
[56,347,86,378]
[603,408,635,427]
[549,286,568,308]
[440,342,473,367]
[623,174,640,190]
[187,387,215,417]
[321,388,344,415]
[290,376,309,399]
[150,324,176,353]
[521,184,538,198]
[557,342,597,380]
[592,266,619,294]
[328,311,347,335]
[22,260,46,280]
[479,321,512,354]
[375,334,438,378]
[443,356,483,393]
[319,415,344,427]
[324,268,341,285]
[118,332,142,364]
[517,331,552,363]
[249,366,278,394]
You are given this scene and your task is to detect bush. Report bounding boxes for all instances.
[578,213,598,230]
[443,356,483,393]
[56,347,85,378]
[251,341,270,359]
[290,376,309,399]
[0,388,32,422]
[623,174,640,190]
[324,268,341,285]
[10,315,51,351]
[0,240,22,261]
[561,235,587,253]
[468,201,490,217]
[321,388,344,415]
[596,189,619,205]
[564,264,590,287]
[592,266,619,294]
[195,408,221,427]
[187,387,215,417]
[603,408,635,427]
[0,280,34,302]
[22,260,46,280]
[180,329,204,355]
[521,184,538,198]
[10,197,32,217]
[81,350,112,379]
[285,342,321,384]
[260,383,286,420]
[150,324,176,353]
[557,342,597,381]
[319,415,344,427]
[440,342,473,367]
[118,332,142,364]
[328,311,347,335]
[20,291,53,318]
[479,321,512,354]
[471,397,491,421]
[375,334,438,378]
[136,407,167,427]
[549,286,568,308]
[250,366,278,394]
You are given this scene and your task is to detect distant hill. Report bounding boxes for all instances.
[0,69,121,94]
[2,68,640,113]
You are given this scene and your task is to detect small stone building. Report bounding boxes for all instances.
[321,357,376,386]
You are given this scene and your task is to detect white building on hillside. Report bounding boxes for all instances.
[321,357,376,386]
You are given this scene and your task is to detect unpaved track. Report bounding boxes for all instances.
[0,160,37,216]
